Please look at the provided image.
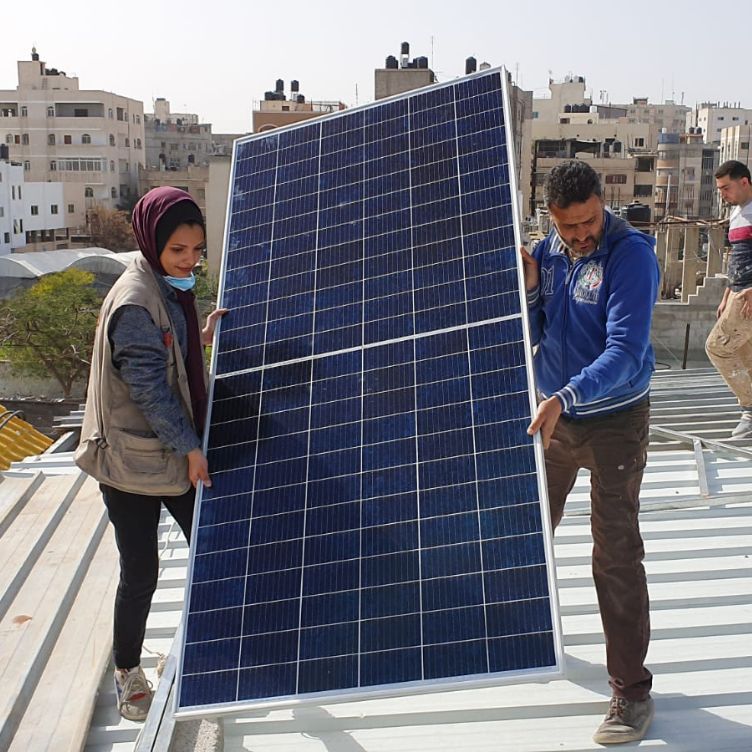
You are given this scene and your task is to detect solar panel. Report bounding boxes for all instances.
[175,68,562,717]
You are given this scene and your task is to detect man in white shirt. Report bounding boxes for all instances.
[706,160,752,437]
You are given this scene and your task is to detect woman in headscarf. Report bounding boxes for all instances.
[75,186,226,721]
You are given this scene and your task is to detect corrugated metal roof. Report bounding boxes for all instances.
[2,368,751,751]
[0,406,54,470]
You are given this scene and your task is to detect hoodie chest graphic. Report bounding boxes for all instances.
[572,260,604,304]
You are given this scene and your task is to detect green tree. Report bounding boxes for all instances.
[0,269,102,397]
[194,265,219,318]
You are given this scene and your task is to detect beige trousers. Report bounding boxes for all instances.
[705,290,752,408]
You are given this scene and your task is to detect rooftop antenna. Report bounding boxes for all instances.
[355,82,359,106]
[430,35,434,70]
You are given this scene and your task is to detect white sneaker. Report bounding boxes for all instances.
[114,666,153,722]
[731,411,752,438]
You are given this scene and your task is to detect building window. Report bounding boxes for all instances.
[14,135,20,144]
[51,204,58,214]
[68,203,75,213]
[109,133,115,146]
[48,133,56,145]
[3,232,9,243]
[125,137,130,147]
[21,133,29,145]
[742,142,750,150]
[23,160,30,171]
[64,134,72,145]
[82,133,91,144]
[0,207,3,217]
[605,174,628,184]
[136,114,141,124]
[634,137,645,147]
[5,134,11,144]
[111,187,118,198]
[31,205,39,215]
[50,160,56,170]
[135,138,141,148]
[110,160,115,171]
[84,186,94,198]
[47,106,54,117]
[20,106,27,117]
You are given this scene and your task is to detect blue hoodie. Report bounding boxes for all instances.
[527,210,659,418]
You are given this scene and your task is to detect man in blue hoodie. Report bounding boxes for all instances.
[521,161,660,745]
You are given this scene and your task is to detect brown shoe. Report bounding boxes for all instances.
[593,696,654,745]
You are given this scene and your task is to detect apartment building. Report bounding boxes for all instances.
[252,80,345,133]
[687,103,752,144]
[0,154,80,254]
[719,124,751,170]
[144,98,213,170]
[0,49,144,211]
[624,97,690,134]
[655,130,719,219]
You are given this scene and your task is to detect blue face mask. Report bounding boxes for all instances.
[164,273,196,291]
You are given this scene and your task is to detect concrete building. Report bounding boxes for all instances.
[687,102,752,144]
[528,115,656,215]
[144,98,213,171]
[206,156,233,273]
[0,154,83,254]
[719,124,752,171]
[624,97,690,134]
[374,42,435,100]
[211,133,245,157]
[252,80,345,133]
[532,75,626,124]
[0,49,144,210]
[655,130,719,220]
[138,164,208,216]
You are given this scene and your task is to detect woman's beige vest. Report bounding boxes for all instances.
[74,255,206,495]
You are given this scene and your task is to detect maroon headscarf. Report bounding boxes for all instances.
[132,187,207,434]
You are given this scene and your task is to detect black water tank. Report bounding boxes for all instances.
[290,80,299,93]
[401,42,409,55]
[564,105,572,113]
[275,79,284,93]
[465,57,477,75]
[624,202,651,225]
[264,91,275,101]
[416,56,428,69]
[296,94,305,104]
[386,55,398,69]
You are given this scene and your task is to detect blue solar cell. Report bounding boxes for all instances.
[177,69,560,715]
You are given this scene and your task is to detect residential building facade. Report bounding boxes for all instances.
[0,49,144,211]
[0,155,81,254]
[687,103,752,144]
[144,98,213,171]
[655,130,719,219]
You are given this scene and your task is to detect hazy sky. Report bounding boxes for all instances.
[4,0,745,133]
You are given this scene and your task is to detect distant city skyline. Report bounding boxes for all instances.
[5,0,747,133]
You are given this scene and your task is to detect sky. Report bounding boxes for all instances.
[3,0,746,134]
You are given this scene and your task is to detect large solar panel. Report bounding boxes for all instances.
[175,68,562,717]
